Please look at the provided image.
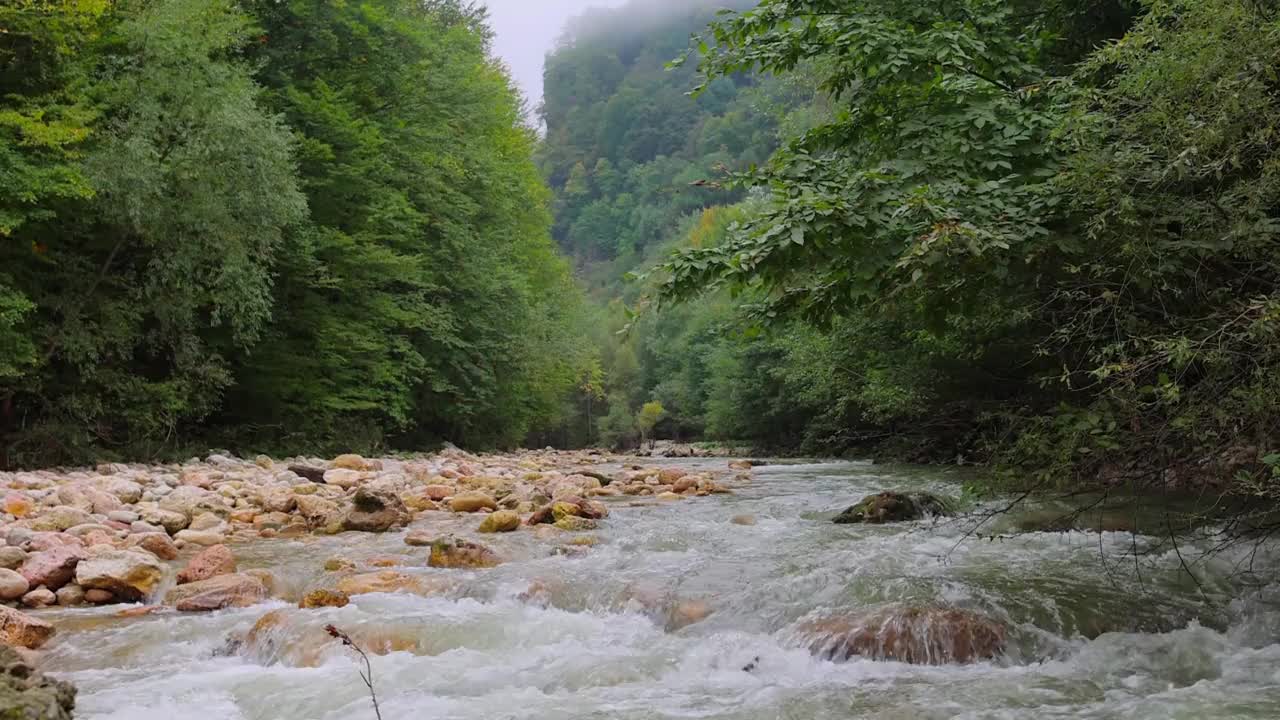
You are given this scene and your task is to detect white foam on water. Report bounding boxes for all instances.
[39,461,1280,719]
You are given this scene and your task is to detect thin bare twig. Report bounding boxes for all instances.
[325,625,383,720]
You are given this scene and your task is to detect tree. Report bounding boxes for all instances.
[636,400,666,448]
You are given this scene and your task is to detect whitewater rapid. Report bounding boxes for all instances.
[39,460,1280,719]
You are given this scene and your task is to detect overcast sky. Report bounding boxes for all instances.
[485,0,627,115]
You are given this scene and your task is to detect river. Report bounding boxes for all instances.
[38,459,1280,719]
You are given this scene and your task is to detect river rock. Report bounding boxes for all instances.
[19,545,86,591]
[798,606,1006,665]
[332,454,369,470]
[101,477,144,503]
[188,512,226,532]
[323,469,363,489]
[56,584,87,606]
[299,589,350,609]
[126,532,179,560]
[526,504,555,525]
[449,492,497,513]
[2,605,56,648]
[260,488,296,514]
[343,486,407,532]
[399,488,440,512]
[295,495,343,533]
[74,549,165,602]
[478,510,520,533]
[553,515,597,532]
[287,464,327,484]
[730,514,757,525]
[27,506,94,532]
[177,544,236,585]
[107,510,139,524]
[21,587,55,609]
[159,486,229,519]
[0,546,28,570]
[0,568,30,601]
[427,537,501,569]
[668,599,714,631]
[166,573,268,611]
[84,588,114,604]
[0,644,75,720]
[422,484,454,501]
[833,491,952,524]
[137,507,189,534]
[174,529,226,546]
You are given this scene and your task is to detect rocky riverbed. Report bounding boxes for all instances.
[5,455,1280,719]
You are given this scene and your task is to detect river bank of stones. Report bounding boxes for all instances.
[0,448,746,651]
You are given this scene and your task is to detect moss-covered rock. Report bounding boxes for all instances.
[477,510,520,533]
[427,537,501,569]
[0,645,75,720]
[832,491,953,524]
[553,516,598,532]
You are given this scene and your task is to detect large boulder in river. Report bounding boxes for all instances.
[74,549,165,602]
[797,606,1005,665]
[342,486,407,532]
[0,606,56,649]
[832,491,952,524]
[0,644,75,719]
[165,573,268,612]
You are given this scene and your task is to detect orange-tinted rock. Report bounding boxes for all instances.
[797,606,1006,665]
[427,537,501,569]
[166,573,268,612]
[299,589,350,609]
[177,544,236,585]
[0,605,55,649]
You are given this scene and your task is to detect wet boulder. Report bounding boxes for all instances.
[427,537,501,569]
[287,464,327,484]
[832,491,952,524]
[342,486,407,532]
[0,644,75,720]
[165,573,268,612]
[299,589,350,609]
[74,549,165,602]
[797,606,1006,665]
[0,606,56,649]
[477,510,521,533]
[18,545,86,592]
[177,544,236,585]
[448,492,497,513]
[0,568,31,601]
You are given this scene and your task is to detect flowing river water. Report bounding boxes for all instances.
[35,460,1280,719]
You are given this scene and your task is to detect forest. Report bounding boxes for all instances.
[1,0,595,466]
[541,0,1280,499]
[3,0,1279,502]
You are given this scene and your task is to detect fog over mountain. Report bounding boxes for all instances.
[484,0,627,112]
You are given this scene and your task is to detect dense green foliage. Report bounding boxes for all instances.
[0,0,591,466]
[631,0,1279,492]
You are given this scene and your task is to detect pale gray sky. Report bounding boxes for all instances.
[485,0,627,114]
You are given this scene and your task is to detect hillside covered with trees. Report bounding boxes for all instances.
[0,0,593,466]
[543,0,1280,497]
